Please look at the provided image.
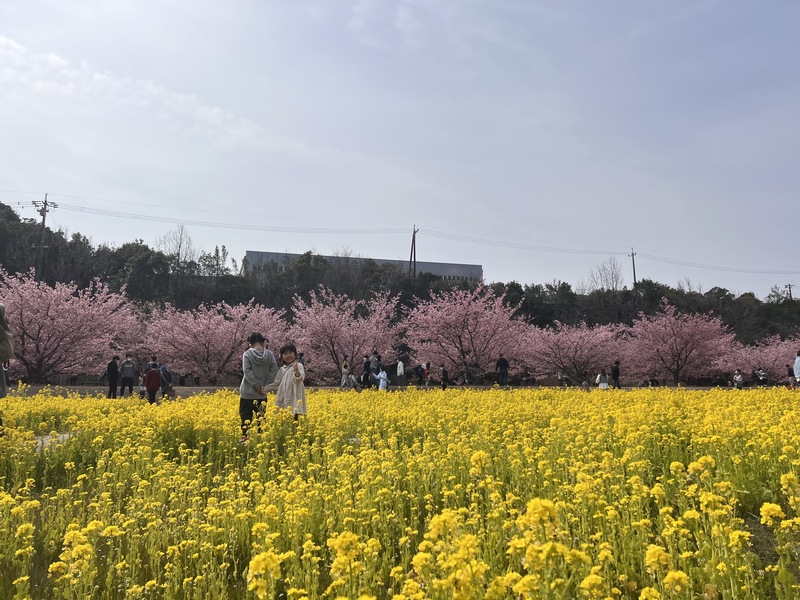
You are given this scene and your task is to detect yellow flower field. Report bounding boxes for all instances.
[1,387,800,599]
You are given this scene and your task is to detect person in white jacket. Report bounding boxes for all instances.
[266,342,306,421]
[595,369,610,390]
[794,351,800,386]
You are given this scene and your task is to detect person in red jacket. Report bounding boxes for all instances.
[144,364,162,405]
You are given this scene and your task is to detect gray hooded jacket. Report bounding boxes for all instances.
[239,347,279,400]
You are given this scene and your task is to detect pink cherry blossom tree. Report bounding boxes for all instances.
[729,335,800,385]
[623,299,737,385]
[290,287,399,382]
[403,286,529,383]
[146,300,287,382]
[0,268,135,383]
[528,322,624,384]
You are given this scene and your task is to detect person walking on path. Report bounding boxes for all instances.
[496,354,510,386]
[440,365,450,391]
[611,360,621,389]
[265,342,306,422]
[144,363,162,405]
[106,355,120,398]
[340,355,350,388]
[120,354,137,397]
[396,358,405,387]
[239,332,279,442]
[733,369,745,390]
[362,355,371,388]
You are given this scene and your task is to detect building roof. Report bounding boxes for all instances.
[245,250,483,280]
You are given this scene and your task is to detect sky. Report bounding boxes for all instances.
[1,1,799,299]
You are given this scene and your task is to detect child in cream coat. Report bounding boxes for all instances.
[265,342,306,420]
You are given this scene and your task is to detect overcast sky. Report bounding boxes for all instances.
[1,1,798,298]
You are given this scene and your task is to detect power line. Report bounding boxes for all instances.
[5,194,800,278]
[421,228,630,256]
[54,202,407,235]
[636,253,800,276]
[0,189,402,230]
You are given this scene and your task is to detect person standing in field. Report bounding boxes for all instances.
[440,364,450,390]
[106,355,120,398]
[265,342,306,422]
[396,358,405,387]
[239,332,279,442]
[120,354,137,397]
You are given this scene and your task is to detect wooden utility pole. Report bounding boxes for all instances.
[628,247,637,287]
[32,193,57,280]
[408,225,418,278]
[786,283,795,301]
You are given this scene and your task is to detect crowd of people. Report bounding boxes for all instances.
[5,299,800,441]
[102,354,175,404]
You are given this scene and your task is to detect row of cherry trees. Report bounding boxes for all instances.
[1,269,797,385]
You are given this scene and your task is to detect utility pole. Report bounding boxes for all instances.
[32,193,57,280]
[408,225,418,278]
[786,283,795,301]
[628,247,637,287]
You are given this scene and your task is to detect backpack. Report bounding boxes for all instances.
[0,304,12,363]
[121,360,136,378]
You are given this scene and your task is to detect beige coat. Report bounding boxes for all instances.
[266,363,306,415]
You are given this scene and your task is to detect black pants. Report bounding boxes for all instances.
[120,377,134,396]
[108,379,118,398]
[147,389,158,404]
[239,398,265,436]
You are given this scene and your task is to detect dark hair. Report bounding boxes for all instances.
[279,342,297,356]
[112,355,120,361]
[247,332,265,345]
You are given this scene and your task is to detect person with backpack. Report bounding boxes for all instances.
[0,303,13,401]
[159,364,174,399]
[119,354,137,397]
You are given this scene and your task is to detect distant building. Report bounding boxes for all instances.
[245,250,482,283]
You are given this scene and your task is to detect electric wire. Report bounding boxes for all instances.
[6,195,799,277]
[54,202,407,235]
